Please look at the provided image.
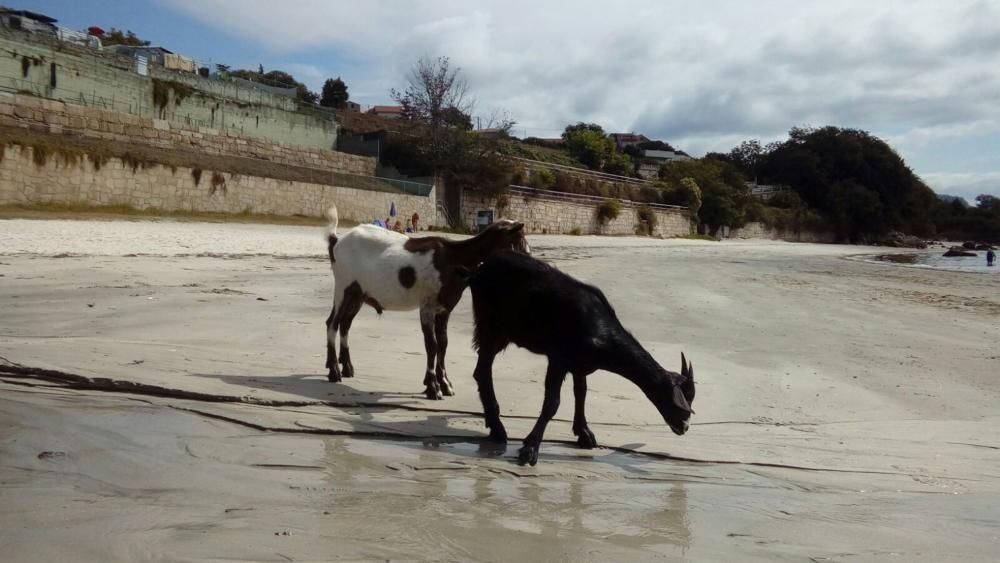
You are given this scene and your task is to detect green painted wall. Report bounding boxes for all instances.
[0,31,338,150]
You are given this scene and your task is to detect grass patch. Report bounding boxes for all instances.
[0,202,346,227]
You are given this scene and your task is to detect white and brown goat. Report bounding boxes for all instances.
[323,205,530,399]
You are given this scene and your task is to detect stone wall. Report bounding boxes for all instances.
[725,221,836,243]
[0,92,374,175]
[0,30,338,150]
[0,143,434,224]
[463,191,691,237]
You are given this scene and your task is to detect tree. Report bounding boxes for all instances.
[390,56,482,170]
[759,126,936,239]
[101,28,150,47]
[320,77,349,109]
[561,122,606,139]
[386,56,516,227]
[660,158,749,233]
[392,56,471,127]
[726,139,765,180]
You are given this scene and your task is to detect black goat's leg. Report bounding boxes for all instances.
[337,287,364,379]
[420,307,442,400]
[434,311,454,396]
[473,349,505,443]
[518,362,567,466]
[571,373,597,449]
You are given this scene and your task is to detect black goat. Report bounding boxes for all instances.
[466,250,696,465]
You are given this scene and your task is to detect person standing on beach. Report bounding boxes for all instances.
[988,249,996,266]
[411,212,420,232]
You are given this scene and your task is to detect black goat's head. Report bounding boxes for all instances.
[652,353,696,436]
[485,219,530,255]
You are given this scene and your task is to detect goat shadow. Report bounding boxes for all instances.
[188,371,496,450]
[189,372,681,476]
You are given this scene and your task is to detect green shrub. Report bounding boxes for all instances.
[596,198,622,225]
[568,227,582,236]
[636,205,657,235]
[530,167,556,189]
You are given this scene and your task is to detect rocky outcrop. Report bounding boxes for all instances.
[882,231,927,249]
[963,241,997,251]
[943,246,977,257]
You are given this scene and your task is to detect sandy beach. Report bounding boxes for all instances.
[2,218,999,562]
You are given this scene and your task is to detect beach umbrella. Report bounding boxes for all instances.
[390,202,397,218]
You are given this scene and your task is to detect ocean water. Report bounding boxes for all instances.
[860,250,998,274]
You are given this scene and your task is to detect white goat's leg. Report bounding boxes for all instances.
[326,284,346,382]
[434,311,454,396]
[337,284,364,379]
[420,306,442,400]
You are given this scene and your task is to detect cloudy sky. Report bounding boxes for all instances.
[29,0,1000,201]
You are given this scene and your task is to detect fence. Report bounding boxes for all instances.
[507,185,686,210]
[505,155,653,186]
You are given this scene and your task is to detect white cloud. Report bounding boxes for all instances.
[160,0,1000,195]
[922,172,1000,202]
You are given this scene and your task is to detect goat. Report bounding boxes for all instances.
[465,250,695,466]
[324,205,530,400]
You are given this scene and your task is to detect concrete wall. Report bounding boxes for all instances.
[0,143,435,224]
[0,92,373,175]
[0,30,338,150]
[463,191,692,237]
[725,221,836,243]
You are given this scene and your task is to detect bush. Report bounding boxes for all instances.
[552,171,578,192]
[636,205,657,235]
[596,198,622,225]
[568,227,582,236]
[530,167,555,189]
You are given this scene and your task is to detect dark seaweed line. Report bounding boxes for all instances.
[0,359,925,478]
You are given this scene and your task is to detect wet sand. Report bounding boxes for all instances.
[2,219,999,561]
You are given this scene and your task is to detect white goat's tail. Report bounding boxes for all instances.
[325,205,339,265]
[325,205,339,235]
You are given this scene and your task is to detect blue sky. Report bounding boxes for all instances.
[18,1,1000,202]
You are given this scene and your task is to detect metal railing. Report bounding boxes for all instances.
[505,155,652,186]
[508,185,686,210]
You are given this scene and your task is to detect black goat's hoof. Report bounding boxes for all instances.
[488,426,508,444]
[573,423,598,449]
[424,386,443,400]
[437,375,454,396]
[328,370,342,383]
[341,363,354,378]
[575,429,598,449]
[517,444,539,466]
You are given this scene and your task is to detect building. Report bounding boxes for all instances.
[609,132,649,151]
[369,105,403,119]
[636,149,691,179]
[0,8,57,36]
[746,182,791,200]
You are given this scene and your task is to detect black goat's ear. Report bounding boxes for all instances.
[512,222,525,232]
[672,385,693,414]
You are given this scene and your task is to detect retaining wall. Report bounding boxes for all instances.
[0,143,434,224]
[462,191,691,237]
